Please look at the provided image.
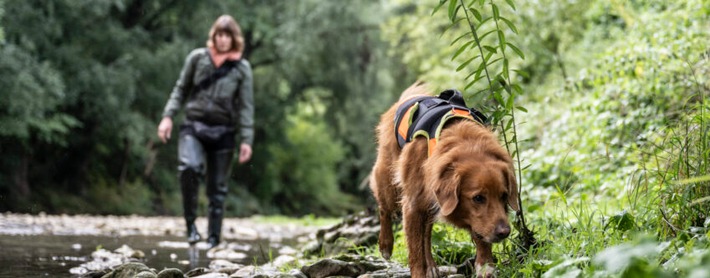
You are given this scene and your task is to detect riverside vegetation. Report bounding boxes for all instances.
[378,0,710,277]
[1,0,709,277]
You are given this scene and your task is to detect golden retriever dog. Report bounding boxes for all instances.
[369,82,520,278]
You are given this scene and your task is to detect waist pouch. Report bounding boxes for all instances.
[180,120,236,149]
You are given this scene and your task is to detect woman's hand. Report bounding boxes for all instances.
[239,143,252,164]
[157,117,173,143]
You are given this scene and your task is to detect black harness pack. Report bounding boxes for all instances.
[394,89,487,156]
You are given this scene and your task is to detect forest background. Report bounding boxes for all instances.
[2,0,709,217]
[1,0,710,275]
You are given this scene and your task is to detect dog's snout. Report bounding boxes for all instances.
[495,222,511,240]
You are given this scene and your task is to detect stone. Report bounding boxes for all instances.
[193,273,228,278]
[361,263,411,278]
[438,265,458,276]
[135,271,159,278]
[185,267,211,277]
[269,254,297,268]
[301,258,364,278]
[287,269,307,278]
[300,240,322,255]
[157,268,184,278]
[304,211,382,257]
[229,265,257,278]
[331,254,388,272]
[207,246,247,260]
[100,262,155,278]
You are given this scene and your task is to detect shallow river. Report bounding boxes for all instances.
[0,233,263,277]
[0,214,319,277]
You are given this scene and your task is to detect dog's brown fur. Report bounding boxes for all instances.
[369,82,520,278]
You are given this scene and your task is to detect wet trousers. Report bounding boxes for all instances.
[178,122,235,247]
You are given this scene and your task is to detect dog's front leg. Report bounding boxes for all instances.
[472,237,496,278]
[372,163,397,260]
[424,218,438,277]
[404,203,438,278]
[377,207,395,260]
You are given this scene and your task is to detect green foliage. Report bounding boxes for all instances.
[0,0,408,216]
[0,0,4,42]
[605,210,637,232]
[31,177,155,215]
[517,0,710,276]
[388,223,477,266]
[592,237,673,277]
[0,44,79,144]
[266,0,406,197]
[430,224,476,265]
[649,102,710,236]
[376,0,710,277]
[261,90,359,216]
[83,178,156,215]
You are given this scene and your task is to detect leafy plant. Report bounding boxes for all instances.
[430,224,476,265]
[434,0,536,253]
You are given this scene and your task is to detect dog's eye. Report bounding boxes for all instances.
[501,193,508,201]
[473,195,486,204]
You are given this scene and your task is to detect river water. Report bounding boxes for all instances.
[0,234,239,277]
[0,214,321,277]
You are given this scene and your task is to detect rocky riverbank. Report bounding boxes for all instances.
[0,212,475,278]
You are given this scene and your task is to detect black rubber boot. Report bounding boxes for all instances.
[180,169,202,244]
[206,149,233,248]
[207,208,222,248]
[186,222,201,244]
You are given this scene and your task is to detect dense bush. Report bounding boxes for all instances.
[377,0,710,276]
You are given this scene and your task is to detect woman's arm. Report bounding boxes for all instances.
[237,60,255,147]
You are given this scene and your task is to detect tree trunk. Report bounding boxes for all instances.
[119,138,130,187]
[13,150,30,197]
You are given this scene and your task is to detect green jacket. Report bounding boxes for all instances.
[162,48,254,146]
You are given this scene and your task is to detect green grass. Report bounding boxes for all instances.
[368,172,710,277]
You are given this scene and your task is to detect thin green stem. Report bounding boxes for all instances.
[459,0,532,239]
[487,0,528,230]
[460,0,494,100]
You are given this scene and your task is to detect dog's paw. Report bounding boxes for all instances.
[379,249,392,261]
[475,263,496,278]
[425,267,440,278]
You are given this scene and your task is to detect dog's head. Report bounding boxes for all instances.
[426,126,519,243]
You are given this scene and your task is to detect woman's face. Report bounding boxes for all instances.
[214,32,233,53]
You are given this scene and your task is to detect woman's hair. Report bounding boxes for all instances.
[206,15,244,53]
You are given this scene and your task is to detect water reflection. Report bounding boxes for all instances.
[0,234,213,277]
[188,245,199,270]
[1,233,294,276]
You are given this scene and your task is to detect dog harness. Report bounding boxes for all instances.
[394,89,487,157]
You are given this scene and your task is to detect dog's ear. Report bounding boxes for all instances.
[435,163,460,216]
[504,165,520,212]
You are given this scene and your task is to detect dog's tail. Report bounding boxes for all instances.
[399,80,432,101]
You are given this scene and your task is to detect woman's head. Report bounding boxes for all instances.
[207,15,244,53]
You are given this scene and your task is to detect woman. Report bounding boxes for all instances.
[157,15,254,248]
